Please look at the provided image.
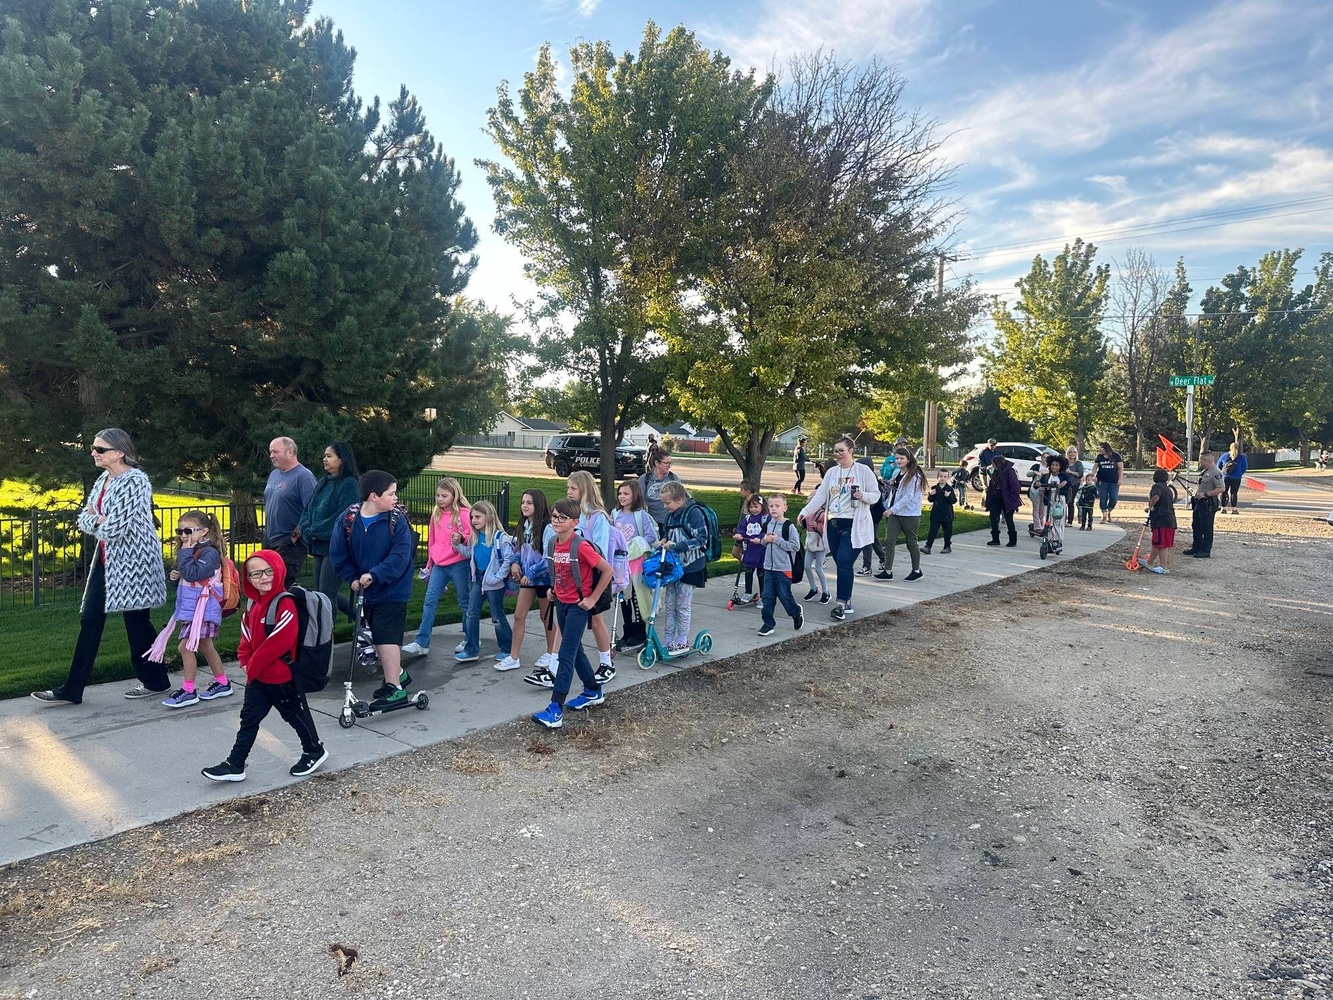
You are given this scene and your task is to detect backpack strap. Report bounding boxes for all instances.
[262,590,294,631]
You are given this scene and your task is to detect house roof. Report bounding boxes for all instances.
[514,416,562,431]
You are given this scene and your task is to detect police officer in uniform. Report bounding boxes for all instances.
[1184,451,1226,558]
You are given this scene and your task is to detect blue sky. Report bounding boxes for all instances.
[312,0,1333,329]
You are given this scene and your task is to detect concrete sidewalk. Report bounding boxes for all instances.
[1,522,1123,866]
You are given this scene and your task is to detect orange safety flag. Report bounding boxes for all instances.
[1243,476,1267,492]
[1158,434,1181,454]
[1155,446,1183,471]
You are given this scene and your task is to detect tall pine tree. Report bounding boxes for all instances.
[0,0,491,492]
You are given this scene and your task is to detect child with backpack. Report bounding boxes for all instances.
[505,489,561,677]
[158,510,232,707]
[1144,468,1177,574]
[402,477,471,658]
[1076,473,1098,531]
[614,479,657,652]
[756,495,803,637]
[655,482,709,653]
[330,470,417,707]
[201,550,326,782]
[801,506,830,604]
[532,498,614,730]
[733,493,767,603]
[565,470,616,685]
[454,500,515,663]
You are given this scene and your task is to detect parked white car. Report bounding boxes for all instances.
[961,441,1062,492]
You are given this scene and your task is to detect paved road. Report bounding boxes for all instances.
[435,447,1333,517]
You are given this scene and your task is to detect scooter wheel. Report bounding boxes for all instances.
[699,633,713,653]
[1039,541,1049,560]
[726,600,735,610]
[638,646,658,670]
[338,709,355,729]
[415,693,430,710]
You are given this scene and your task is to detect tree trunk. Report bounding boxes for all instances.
[1300,434,1310,466]
[229,489,262,560]
[598,405,620,513]
[716,424,777,488]
[1134,424,1145,470]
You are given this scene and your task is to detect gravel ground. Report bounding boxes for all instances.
[2,515,1332,1000]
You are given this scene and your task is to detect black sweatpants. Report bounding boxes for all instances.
[1190,499,1217,555]
[228,678,322,767]
[56,559,165,703]
[924,514,953,547]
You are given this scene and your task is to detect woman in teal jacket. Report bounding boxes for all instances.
[296,441,361,620]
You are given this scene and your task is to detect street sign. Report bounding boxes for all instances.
[1169,374,1215,387]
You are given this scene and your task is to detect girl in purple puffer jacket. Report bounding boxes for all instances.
[732,494,767,603]
[158,511,231,708]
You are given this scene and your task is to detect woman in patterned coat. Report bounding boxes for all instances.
[32,429,169,705]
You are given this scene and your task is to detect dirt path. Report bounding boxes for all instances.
[3,519,1332,999]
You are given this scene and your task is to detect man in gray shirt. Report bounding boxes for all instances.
[638,448,682,530]
[264,436,317,582]
[1184,451,1226,558]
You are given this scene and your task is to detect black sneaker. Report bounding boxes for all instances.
[831,604,846,621]
[793,613,803,631]
[290,747,328,777]
[593,663,617,686]
[757,623,776,637]
[986,539,1001,546]
[942,545,952,554]
[874,570,892,580]
[372,682,396,700]
[202,760,246,782]
[523,667,555,689]
[905,569,923,581]
[819,593,831,605]
[855,566,871,576]
[802,589,818,602]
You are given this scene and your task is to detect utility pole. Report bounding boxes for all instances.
[921,255,944,469]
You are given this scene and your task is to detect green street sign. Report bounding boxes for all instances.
[1169,374,1215,387]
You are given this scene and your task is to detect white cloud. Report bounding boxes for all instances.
[940,0,1328,168]
[577,0,600,14]
[702,0,937,74]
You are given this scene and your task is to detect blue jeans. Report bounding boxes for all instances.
[464,586,513,657]
[1096,481,1120,512]
[553,600,599,705]
[825,518,857,603]
[414,561,473,649]
[761,570,801,629]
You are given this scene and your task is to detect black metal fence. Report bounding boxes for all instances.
[0,474,509,611]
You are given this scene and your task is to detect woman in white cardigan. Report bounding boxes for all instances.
[32,429,168,706]
[799,437,881,621]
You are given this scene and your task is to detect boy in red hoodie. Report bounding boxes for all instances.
[202,550,327,782]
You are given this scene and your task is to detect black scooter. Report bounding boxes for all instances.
[338,594,428,729]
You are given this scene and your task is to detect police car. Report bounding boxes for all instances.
[543,432,647,478]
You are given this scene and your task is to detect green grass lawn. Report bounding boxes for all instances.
[0,465,986,699]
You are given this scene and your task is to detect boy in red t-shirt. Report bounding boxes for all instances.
[532,498,613,730]
[201,550,326,781]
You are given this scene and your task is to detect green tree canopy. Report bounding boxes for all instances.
[952,385,1030,447]
[0,0,491,491]
[479,22,766,503]
[985,238,1111,450]
[670,54,979,483]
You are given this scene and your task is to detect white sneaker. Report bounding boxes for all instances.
[455,640,466,654]
[740,592,754,604]
[401,641,426,656]
[494,656,522,672]
[535,652,555,669]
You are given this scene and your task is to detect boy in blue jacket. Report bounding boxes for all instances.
[330,470,416,707]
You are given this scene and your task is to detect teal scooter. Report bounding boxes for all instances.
[636,549,712,669]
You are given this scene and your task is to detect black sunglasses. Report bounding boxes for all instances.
[176,527,203,536]
[91,445,116,454]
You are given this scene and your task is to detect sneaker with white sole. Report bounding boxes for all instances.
[198,680,233,700]
[757,623,776,637]
[831,604,846,621]
[124,683,162,699]
[455,640,467,654]
[289,747,328,777]
[593,663,616,686]
[494,656,522,672]
[534,652,555,669]
[454,651,479,663]
[532,702,563,729]
[523,667,555,689]
[202,760,246,782]
[401,641,427,656]
[162,688,199,709]
[566,688,605,711]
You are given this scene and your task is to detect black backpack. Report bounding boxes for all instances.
[784,522,806,587]
[262,586,335,693]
